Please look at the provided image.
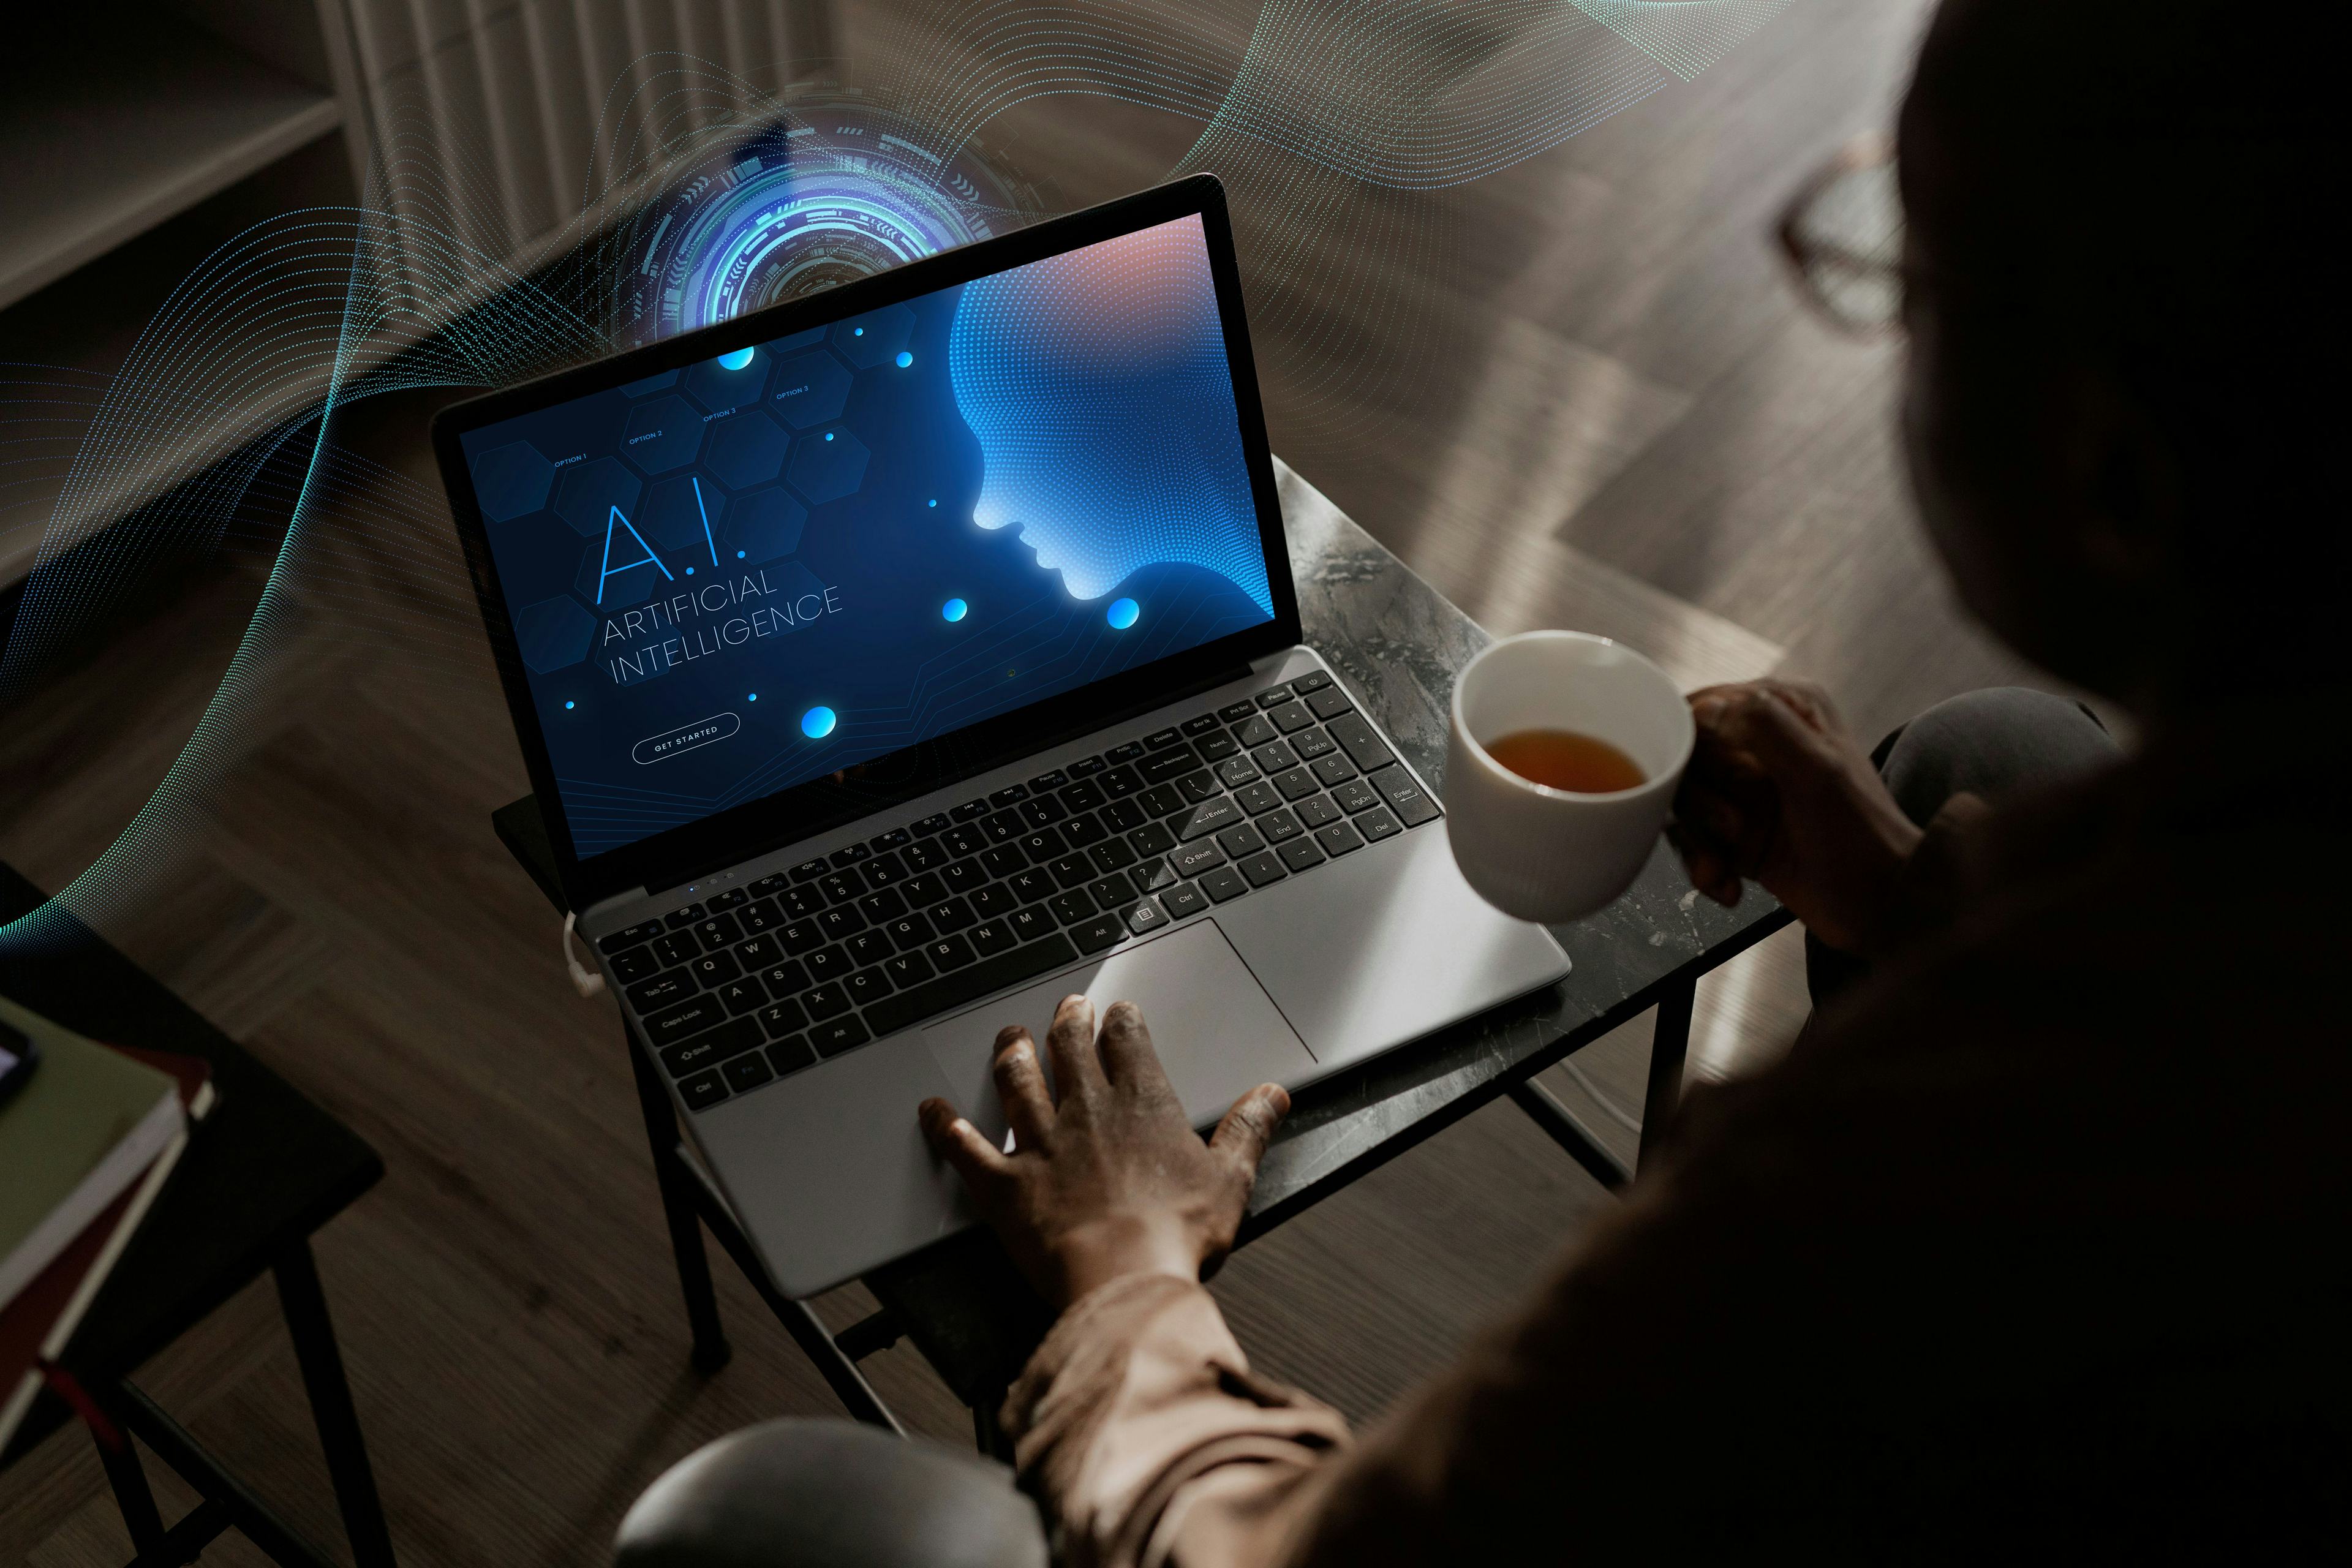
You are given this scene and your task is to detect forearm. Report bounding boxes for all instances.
[1004,1274,1352,1568]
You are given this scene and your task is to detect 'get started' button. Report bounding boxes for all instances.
[633,712,740,764]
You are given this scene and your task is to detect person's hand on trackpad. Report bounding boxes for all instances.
[918,996,1289,1308]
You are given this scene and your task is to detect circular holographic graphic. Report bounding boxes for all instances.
[1107,597,1140,630]
[619,98,1048,346]
[942,597,968,622]
[801,705,837,739]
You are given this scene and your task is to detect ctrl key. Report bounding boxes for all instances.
[678,1069,730,1112]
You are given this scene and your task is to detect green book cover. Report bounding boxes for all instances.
[0,995,182,1308]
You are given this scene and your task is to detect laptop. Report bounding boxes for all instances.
[433,175,1571,1297]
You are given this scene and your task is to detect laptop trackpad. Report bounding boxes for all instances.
[922,921,1314,1145]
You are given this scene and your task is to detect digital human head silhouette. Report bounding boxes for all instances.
[947,214,1273,616]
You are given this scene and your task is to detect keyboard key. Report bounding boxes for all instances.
[1070,912,1127,953]
[778,920,825,956]
[1216,823,1267,859]
[1238,850,1289,888]
[738,900,782,935]
[845,930,893,968]
[1234,781,1284,816]
[678,1070,729,1112]
[1365,765,1442,826]
[1060,780,1107,812]
[694,913,744,948]
[942,824,987,858]
[1176,769,1221,804]
[1067,756,1108,778]
[829,843,873,866]
[780,886,826,920]
[665,903,707,928]
[863,932,1081,1037]
[1139,784,1188,819]
[1019,794,1066,826]
[1200,865,1250,903]
[883,951,937,987]
[1006,906,1057,944]
[862,851,907,885]
[1106,739,1147,764]
[1258,808,1303,843]
[660,1016,761,1076]
[759,963,810,998]
[869,826,913,851]
[1219,699,1258,722]
[1181,712,1223,736]
[802,983,853,1020]
[652,931,700,968]
[1232,715,1278,748]
[990,784,1031,806]
[1269,699,1317,734]
[790,858,829,882]
[1170,839,1226,878]
[717,979,766,1015]
[1175,797,1242,840]
[1310,753,1357,788]
[1215,756,1261,789]
[804,946,853,984]
[1006,869,1057,904]
[1196,731,1242,762]
[951,799,992,822]
[1027,768,1069,791]
[1062,813,1108,847]
[1049,889,1098,924]
[942,859,989,895]
[970,883,1021,919]
[688,950,742,988]
[1086,875,1136,910]
[902,872,948,906]
[1305,685,1354,720]
[816,905,868,940]
[1121,897,1170,935]
[1048,854,1096,889]
[1295,794,1343,830]
[1132,856,1178,892]
[981,845,1027,878]
[1357,805,1404,842]
[1333,778,1382,814]
[982,810,1025,843]
[600,920,663,954]
[1278,836,1327,873]
[750,873,790,897]
[1100,765,1144,798]
[902,839,949,873]
[843,967,894,1008]
[811,1016,872,1057]
[911,812,951,836]
[1291,727,1338,761]
[925,933,978,971]
[1018,827,1066,861]
[1324,712,1396,773]
[1290,669,1333,695]
[722,1052,774,1093]
[1315,821,1366,858]
[1161,881,1208,918]
[1251,741,1297,774]
[1270,766,1321,802]
[857,888,908,922]
[1145,726,1184,750]
[644,1001,724,1048]
[1129,820,1178,855]
[736,935,781,970]
[608,946,663,986]
[759,998,810,1036]
[766,1035,816,1076]
[969,919,1019,957]
[927,897,978,933]
[1089,837,1137,872]
[1137,747,1197,783]
[1101,799,1148,833]
[1254,688,1291,709]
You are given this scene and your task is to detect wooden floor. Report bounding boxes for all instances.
[0,1,2056,1561]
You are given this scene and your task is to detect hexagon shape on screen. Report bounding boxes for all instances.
[831,305,914,369]
[575,528,675,608]
[621,396,703,473]
[622,369,680,397]
[514,594,595,671]
[788,429,869,503]
[640,475,722,552]
[685,350,771,413]
[727,488,808,565]
[552,458,643,538]
[472,442,555,521]
[770,351,852,429]
[705,411,790,490]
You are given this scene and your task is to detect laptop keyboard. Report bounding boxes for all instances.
[596,670,1442,1114]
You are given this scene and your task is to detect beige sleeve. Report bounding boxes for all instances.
[1002,1273,1354,1568]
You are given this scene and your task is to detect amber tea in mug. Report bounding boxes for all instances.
[1482,728,1646,794]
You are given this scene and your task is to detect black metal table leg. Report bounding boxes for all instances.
[1638,974,1698,1172]
[102,1381,339,1568]
[274,1241,396,1568]
[627,1023,733,1373]
[1509,1079,1632,1190]
[92,1422,168,1557]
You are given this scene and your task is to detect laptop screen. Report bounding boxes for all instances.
[456,212,1276,859]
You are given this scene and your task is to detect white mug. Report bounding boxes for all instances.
[1444,631,1695,924]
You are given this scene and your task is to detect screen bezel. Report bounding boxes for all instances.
[432,174,1300,911]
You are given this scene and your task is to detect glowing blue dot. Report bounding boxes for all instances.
[895,351,913,368]
[747,692,758,701]
[942,598,968,622]
[853,327,865,336]
[824,431,834,441]
[564,699,575,710]
[801,706,837,739]
[1107,597,1140,630]
[684,565,695,575]
[717,347,755,371]
[927,499,937,507]
[736,549,745,559]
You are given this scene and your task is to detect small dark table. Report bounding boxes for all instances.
[0,865,396,1567]
[495,462,1791,1449]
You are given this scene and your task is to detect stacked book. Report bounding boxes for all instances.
[0,995,211,1450]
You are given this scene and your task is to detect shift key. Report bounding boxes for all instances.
[1324,712,1395,773]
